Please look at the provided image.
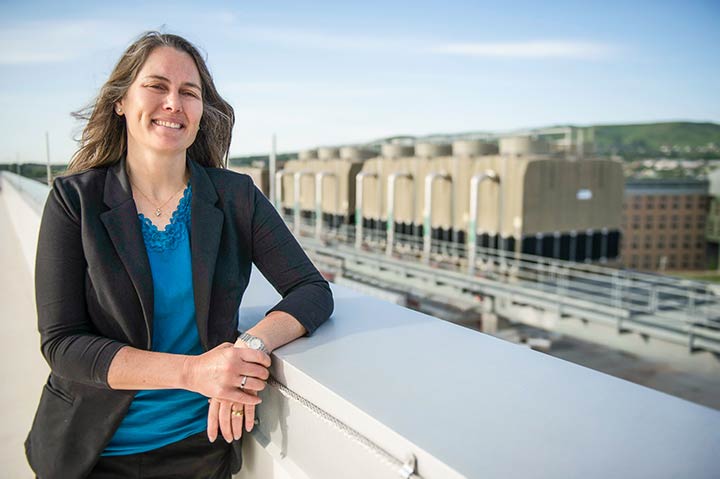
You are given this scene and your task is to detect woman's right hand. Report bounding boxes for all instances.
[183,342,270,405]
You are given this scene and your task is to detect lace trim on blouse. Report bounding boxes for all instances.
[138,182,192,252]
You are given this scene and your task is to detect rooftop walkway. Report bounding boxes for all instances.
[0,185,49,478]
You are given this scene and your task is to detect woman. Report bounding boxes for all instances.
[26,31,333,478]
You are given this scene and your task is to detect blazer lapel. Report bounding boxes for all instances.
[100,157,154,349]
[187,158,223,351]
[100,156,223,351]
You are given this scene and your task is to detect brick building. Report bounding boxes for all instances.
[706,169,720,270]
[621,178,709,271]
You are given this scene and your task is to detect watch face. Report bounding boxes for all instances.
[249,338,262,349]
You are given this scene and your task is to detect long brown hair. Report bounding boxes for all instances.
[66,31,234,173]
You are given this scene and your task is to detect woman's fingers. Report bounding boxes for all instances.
[236,375,266,393]
[218,400,233,443]
[231,403,244,440]
[238,362,270,381]
[235,346,272,368]
[207,398,220,443]
[245,402,256,432]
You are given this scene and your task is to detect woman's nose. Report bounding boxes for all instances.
[163,92,182,112]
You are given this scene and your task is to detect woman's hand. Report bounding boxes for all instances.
[205,340,267,442]
[207,393,258,443]
[183,342,270,405]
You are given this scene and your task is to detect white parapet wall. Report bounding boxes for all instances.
[0,173,47,278]
[5,171,720,478]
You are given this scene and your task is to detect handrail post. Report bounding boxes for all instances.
[423,172,452,264]
[274,170,289,212]
[468,170,499,276]
[355,172,378,250]
[386,172,413,257]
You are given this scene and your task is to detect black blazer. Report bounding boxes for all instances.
[26,156,334,478]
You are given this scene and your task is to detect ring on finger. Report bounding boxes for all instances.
[232,410,244,417]
[240,375,248,390]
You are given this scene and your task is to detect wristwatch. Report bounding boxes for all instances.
[238,332,270,354]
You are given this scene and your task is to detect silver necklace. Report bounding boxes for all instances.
[130,177,188,217]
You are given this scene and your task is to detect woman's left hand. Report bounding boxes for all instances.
[207,339,262,443]
[207,395,256,443]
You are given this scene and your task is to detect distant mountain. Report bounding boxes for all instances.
[593,122,720,157]
[229,121,720,164]
[372,121,720,159]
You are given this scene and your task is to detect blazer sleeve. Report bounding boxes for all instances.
[34,179,127,388]
[248,180,334,335]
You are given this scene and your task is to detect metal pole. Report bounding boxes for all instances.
[467,170,499,276]
[269,134,277,205]
[274,170,286,211]
[45,131,52,185]
[499,157,508,268]
[355,172,377,250]
[386,173,412,257]
[423,173,451,263]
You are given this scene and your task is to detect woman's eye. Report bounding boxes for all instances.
[147,84,164,90]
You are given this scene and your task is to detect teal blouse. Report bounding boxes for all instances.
[102,182,208,456]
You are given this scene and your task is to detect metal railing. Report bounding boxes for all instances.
[281,209,720,354]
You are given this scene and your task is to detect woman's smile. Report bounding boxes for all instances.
[152,119,184,129]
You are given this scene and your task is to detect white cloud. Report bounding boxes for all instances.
[0,20,133,65]
[231,27,613,61]
[429,41,612,59]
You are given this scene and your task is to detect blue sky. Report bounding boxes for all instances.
[0,0,718,163]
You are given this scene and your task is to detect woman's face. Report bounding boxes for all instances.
[116,46,203,158]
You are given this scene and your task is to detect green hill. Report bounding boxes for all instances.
[593,122,720,157]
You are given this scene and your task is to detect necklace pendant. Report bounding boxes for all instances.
[155,208,162,217]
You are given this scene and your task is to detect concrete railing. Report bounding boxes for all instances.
[2,171,720,478]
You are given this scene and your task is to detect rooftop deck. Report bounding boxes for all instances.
[2,171,719,478]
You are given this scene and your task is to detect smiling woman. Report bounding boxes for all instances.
[68,32,233,174]
[25,31,334,479]
[117,47,204,163]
